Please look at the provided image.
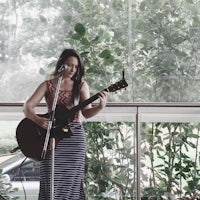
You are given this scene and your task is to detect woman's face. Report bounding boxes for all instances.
[63,56,79,78]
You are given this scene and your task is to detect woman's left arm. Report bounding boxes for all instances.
[80,81,108,119]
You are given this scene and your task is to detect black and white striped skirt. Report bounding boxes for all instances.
[38,122,86,200]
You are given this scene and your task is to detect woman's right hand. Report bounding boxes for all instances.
[35,116,49,129]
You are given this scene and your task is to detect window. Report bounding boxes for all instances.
[0,0,199,102]
[2,157,40,182]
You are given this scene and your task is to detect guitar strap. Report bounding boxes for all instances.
[73,84,80,106]
[74,90,80,106]
[73,81,83,106]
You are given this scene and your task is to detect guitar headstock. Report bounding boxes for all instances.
[107,79,128,92]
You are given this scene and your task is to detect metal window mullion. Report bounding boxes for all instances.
[136,106,141,199]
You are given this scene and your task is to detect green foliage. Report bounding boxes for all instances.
[0,121,19,154]
[0,169,19,200]
[69,22,118,91]
[84,122,135,200]
[74,23,86,37]
[85,121,200,199]
[140,122,200,199]
[1,0,200,102]
[131,0,200,102]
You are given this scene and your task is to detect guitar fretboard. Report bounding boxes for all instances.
[70,93,101,114]
[69,78,128,115]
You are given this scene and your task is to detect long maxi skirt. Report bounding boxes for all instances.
[38,122,86,200]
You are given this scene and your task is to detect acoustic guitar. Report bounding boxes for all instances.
[16,78,128,161]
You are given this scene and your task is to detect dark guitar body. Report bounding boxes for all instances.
[16,105,72,161]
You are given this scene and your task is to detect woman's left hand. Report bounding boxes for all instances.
[98,90,108,109]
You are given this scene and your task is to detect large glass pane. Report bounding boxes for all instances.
[129,0,200,102]
[85,121,136,199]
[0,105,136,199]
[0,0,129,102]
[1,0,200,102]
[140,122,200,199]
[1,104,200,199]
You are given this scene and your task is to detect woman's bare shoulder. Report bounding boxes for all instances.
[80,80,89,88]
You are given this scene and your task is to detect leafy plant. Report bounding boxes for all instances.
[0,169,19,200]
[140,122,200,199]
[84,122,136,200]
[83,121,200,199]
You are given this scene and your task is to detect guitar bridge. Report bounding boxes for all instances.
[62,126,69,133]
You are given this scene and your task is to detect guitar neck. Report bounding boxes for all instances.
[70,92,102,114]
[69,78,128,115]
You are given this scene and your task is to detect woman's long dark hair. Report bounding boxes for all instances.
[52,48,85,100]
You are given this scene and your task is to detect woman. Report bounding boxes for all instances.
[23,49,108,200]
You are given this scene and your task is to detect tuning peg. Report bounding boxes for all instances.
[122,69,125,80]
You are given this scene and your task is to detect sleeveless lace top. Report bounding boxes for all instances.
[44,79,81,122]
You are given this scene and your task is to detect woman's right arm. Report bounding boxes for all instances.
[23,81,49,129]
